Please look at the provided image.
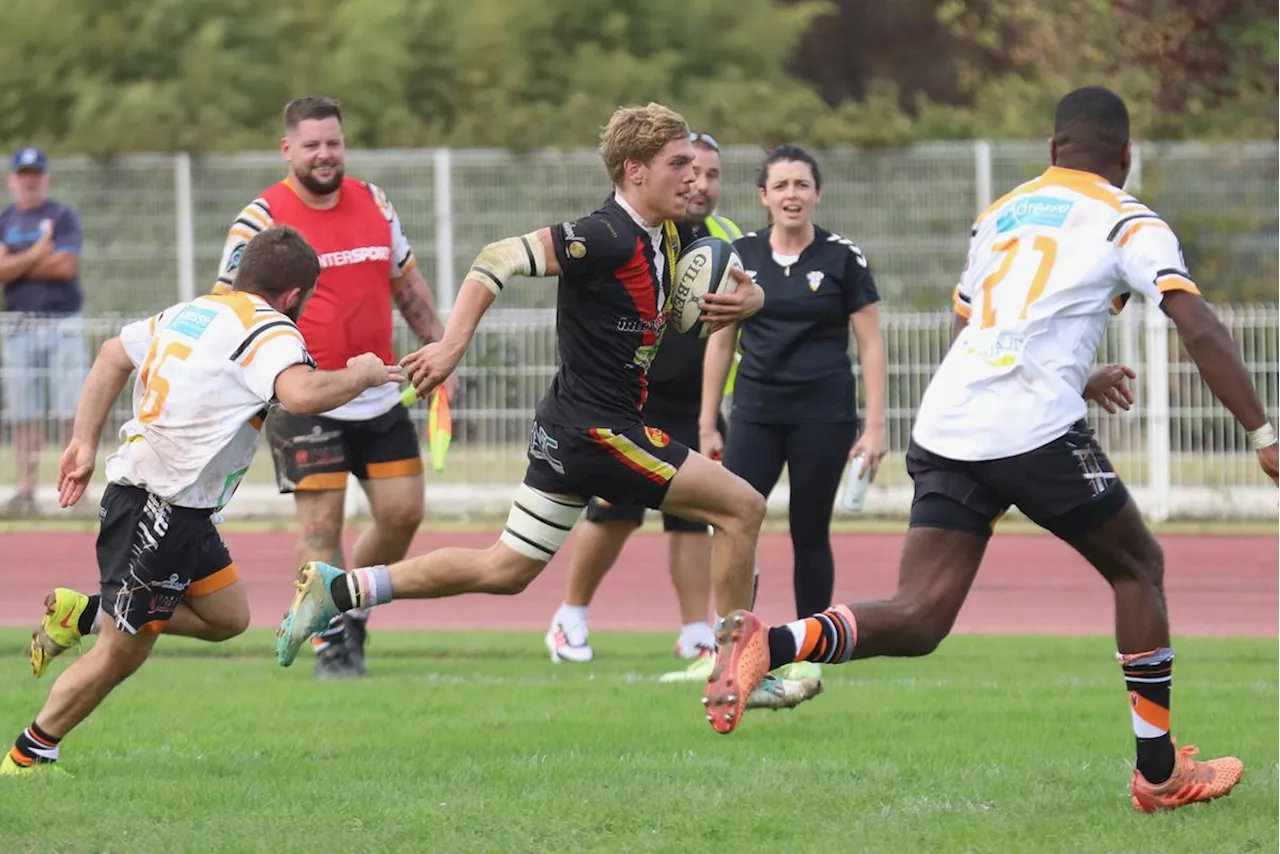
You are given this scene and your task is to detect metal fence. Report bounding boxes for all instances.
[2,141,1276,519]
[27,141,1280,315]
[2,305,1275,520]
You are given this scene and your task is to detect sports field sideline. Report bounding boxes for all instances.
[1,524,1275,852]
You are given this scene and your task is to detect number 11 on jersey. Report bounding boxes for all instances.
[979,235,1059,329]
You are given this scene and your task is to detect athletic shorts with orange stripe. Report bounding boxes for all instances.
[96,484,239,636]
[521,417,691,510]
[265,405,423,493]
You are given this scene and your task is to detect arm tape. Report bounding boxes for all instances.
[1247,422,1278,451]
[466,232,547,297]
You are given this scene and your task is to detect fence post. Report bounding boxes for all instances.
[433,147,456,313]
[1124,141,1143,193]
[174,152,196,303]
[974,140,993,215]
[1144,299,1172,521]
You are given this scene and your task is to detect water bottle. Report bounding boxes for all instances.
[841,453,871,512]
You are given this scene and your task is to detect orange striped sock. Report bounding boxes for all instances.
[766,605,858,669]
[11,721,61,766]
[1119,647,1174,784]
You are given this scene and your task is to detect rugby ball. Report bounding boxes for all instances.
[670,236,742,338]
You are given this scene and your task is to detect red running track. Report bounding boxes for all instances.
[0,530,1274,636]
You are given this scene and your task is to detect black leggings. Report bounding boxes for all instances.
[723,418,857,619]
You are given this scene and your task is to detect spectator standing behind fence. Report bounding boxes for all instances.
[700,145,888,684]
[0,148,86,518]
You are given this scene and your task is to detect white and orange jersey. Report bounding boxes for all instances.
[913,165,1200,461]
[105,291,313,509]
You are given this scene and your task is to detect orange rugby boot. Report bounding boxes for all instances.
[1130,742,1244,813]
[701,610,770,734]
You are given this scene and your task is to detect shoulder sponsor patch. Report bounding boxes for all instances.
[995,196,1074,233]
[168,305,219,340]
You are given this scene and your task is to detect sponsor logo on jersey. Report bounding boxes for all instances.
[169,305,218,340]
[317,246,392,269]
[617,314,668,334]
[995,196,1074,233]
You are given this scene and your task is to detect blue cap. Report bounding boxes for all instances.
[10,147,48,174]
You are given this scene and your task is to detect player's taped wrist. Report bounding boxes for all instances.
[1246,421,1277,450]
[466,232,546,297]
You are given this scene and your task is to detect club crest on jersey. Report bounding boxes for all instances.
[568,240,586,259]
[645,426,671,448]
[806,270,824,292]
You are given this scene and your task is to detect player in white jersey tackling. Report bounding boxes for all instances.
[701,87,1278,812]
[2,226,402,775]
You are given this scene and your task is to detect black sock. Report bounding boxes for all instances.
[78,595,100,636]
[766,627,797,671]
[329,576,355,613]
[1121,647,1175,784]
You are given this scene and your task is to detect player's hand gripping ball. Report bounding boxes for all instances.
[670,236,744,338]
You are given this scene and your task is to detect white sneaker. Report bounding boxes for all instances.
[674,622,716,659]
[674,638,709,659]
[545,619,594,663]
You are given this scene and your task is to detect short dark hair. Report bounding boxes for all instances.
[234,226,321,299]
[283,96,343,134]
[757,144,822,191]
[1053,87,1130,153]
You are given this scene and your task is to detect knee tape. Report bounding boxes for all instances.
[500,484,586,562]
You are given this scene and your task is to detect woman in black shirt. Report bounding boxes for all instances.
[700,144,887,624]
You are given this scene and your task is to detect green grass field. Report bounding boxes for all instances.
[1,631,1275,853]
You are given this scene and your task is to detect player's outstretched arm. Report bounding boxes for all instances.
[1160,291,1270,427]
[274,354,405,416]
[58,337,135,507]
[401,228,554,399]
[699,322,738,460]
[71,337,134,449]
[1160,290,1278,482]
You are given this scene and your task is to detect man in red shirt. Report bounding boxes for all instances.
[213,96,451,678]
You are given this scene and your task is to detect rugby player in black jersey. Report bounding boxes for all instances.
[276,106,796,726]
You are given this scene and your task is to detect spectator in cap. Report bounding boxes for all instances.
[1,147,86,516]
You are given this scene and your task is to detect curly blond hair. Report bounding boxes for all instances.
[599,103,690,186]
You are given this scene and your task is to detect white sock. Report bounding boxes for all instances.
[786,621,807,651]
[679,621,715,651]
[558,604,588,624]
